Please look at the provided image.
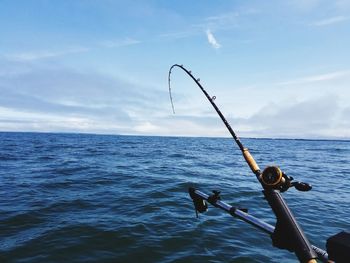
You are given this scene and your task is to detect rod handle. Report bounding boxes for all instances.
[243,148,260,174]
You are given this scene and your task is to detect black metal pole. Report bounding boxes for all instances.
[190,188,328,263]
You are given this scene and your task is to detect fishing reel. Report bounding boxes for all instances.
[260,166,312,192]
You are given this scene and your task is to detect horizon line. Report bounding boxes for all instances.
[1,130,349,142]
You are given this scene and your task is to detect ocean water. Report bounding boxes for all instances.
[0,132,349,262]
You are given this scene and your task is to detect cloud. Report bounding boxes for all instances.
[98,37,141,48]
[288,0,321,11]
[154,95,350,139]
[153,96,349,138]
[276,70,350,86]
[5,47,90,62]
[1,62,349,139]
[310,16,349,26]
[206,29,221,49]
[159,9,254,42]
[0,59,33,76]
[205,11,240,29]
[135,114,227,137]
[159,29,199,40]
[233,95,350,139]
[336,0,350,9]
[3,37,140,62]
[0,61,169,134]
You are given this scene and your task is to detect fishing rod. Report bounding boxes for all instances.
[168,64,349,263]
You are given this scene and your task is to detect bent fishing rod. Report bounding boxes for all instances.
[168,64,350,263]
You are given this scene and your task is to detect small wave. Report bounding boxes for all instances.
[125,152,143,158]
[86,148,105,154]
[168,153,186,158]
[37,156,55,161]
[41,180,73,190]
[1,211,45,236]
[119,141,139,145]
[93,178,115,185]
[53,166,90,175]
[0,154,19,161]
[39,199,96,214]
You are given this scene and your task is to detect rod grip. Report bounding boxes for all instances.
[243,148,260,174]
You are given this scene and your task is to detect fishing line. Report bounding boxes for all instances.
[168,64,244,150]
[168,64,260,176]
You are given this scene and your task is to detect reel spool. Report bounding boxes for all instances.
[260,166,285,188]
[260,166,312,192]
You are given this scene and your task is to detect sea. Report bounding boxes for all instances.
[0,132,349,262]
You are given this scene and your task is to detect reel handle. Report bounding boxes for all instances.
[292,181,312,192]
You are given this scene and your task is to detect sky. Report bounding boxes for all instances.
[0,0,350,139]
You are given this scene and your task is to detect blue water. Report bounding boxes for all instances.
[0,132,349,262]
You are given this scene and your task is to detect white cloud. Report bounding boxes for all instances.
[288,0,321,11]
[99,38,141,48]
[231,96,350,139]
[336,0,350,9]
[310,16,349,26]
[5,47,90,62]
[1,63,349,138]
[0,61,172,135]
[3,37,140,62]
[159,29,198,40]
[205,11,240,25]
[206,29,221,49]
[134,121,159,133]
[276,70,350,86]
[158,9,257,42]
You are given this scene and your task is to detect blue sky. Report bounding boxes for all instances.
[1,0,350,138]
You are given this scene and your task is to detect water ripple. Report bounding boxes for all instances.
[0,133,349,262]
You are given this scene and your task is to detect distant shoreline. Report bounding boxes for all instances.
[1,130,349,142]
